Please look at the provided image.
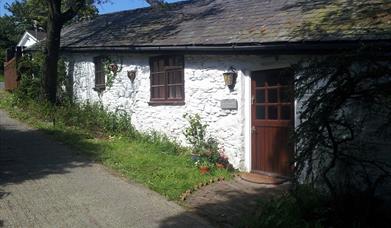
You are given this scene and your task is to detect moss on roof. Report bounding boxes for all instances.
[60,0,391,49]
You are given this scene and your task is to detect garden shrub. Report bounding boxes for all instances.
[15,52,69,103]
[15,53,44,101]
[240,185,327,228]
[183,113,231,168]
[241,184,391,228]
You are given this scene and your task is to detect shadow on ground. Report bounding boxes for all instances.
[0,126,99,188]
[160,179,289,228]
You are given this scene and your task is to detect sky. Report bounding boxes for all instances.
[0,0,183,16]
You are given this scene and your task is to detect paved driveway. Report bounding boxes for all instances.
[0,110,211,227]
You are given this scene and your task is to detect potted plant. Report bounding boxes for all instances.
[216,162,225,169]
[215,147,229,169]
[195,160,212,175]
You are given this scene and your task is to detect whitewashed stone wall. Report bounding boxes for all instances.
[67,54,298,170]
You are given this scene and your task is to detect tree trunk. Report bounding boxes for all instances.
[42,0,62,104]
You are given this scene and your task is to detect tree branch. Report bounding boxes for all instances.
[60,0,85,24]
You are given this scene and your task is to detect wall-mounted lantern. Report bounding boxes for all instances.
[127,70,137,82]
[223,67,237,90]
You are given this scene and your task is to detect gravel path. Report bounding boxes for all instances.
[0,109,211,227]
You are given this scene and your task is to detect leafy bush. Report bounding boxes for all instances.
[183,113,208,153]
[183,113,233,169]
[15,52,69,102]
[240,185,327,228]
[15,53,44,101]
[241,184,391,228]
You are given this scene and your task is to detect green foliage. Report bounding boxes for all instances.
[5,0,47,30]
[0,91,232,200]
[290,45,391,227]
[0,15,21,72]
[183,113,233,170]
[136,131,187,155]
[183,113,208,151]
[241,184,391,228]
[194,157,213,168]
[14,51,71,102]
[5,0,99,31]
[14,53,44,100]
[102,56,123,88]
[240,185,327,228]
[293,45,391,196]
[54,102,137,137]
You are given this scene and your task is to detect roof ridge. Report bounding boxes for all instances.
[97,0,194,17]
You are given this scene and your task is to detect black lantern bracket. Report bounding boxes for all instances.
[223,66,238,90]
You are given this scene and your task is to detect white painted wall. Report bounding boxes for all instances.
[17,32,38,47]
[67,54,299,170]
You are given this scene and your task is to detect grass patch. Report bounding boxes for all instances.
[0,73,4,82]
[0,91,233,200]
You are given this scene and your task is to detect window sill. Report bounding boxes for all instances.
[93,86,106,92]
[148,100,185,106]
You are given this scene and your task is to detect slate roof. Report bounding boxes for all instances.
[27,30,46,41]
[61,0,391,49]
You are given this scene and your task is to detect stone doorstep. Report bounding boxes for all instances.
[240,172,290,185]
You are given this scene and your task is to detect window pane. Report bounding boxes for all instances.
[151,59,158,73]
[151,74,157,85]
[176,86,183,98]
[151,73,165,86]
[266,75,279,86]
[175,56,183,66]
[268,106,278,119]
[168,85,184,99]
[158,73,165,85]
[151,87,159,98]
[168,86,176,98]
[256,105,265,119]
[279,76,292,85]
[255,77,265,87]
[167,70,182,84]
[280,87,291,102]
[160,86,165,98]
[158,58,165,71]
[167,72,174,84]
[281,105,291,120]
[149,56,184,102]
[268,89,278,103]
[94,57,105,87]
[256,89,265,103]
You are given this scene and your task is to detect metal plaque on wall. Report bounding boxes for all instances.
[221,99,238,110]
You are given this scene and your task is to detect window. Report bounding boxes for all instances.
[254,69,294,121]
[94,56,105,90]
[149,55,184,105]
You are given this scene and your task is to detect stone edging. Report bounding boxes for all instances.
[180,173,240,201]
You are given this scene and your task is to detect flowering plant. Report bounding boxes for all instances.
[103,57,123,88]
[194,158,212,168]
[216,147,229,165]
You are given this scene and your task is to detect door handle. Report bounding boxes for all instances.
[252,126,256,133]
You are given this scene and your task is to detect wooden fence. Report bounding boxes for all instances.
[4,57,19,91]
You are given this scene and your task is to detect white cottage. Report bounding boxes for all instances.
[59,0,390,174]
[18,30,46,48]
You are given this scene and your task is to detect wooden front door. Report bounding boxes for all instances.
[251,68,294,176]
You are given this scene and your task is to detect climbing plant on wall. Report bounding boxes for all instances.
[103,56,123,89]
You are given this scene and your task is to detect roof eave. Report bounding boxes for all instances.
[60,40,391,54]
